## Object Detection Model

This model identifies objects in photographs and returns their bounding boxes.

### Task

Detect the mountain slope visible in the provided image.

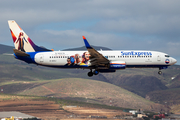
[102,74,168,97]
[146,87,180,105]
[168,73,180,88]
[7,78,163,111]
[0,44,14,54]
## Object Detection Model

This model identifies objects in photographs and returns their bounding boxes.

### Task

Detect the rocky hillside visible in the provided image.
[0,44,14,54]
[168,73,180,88]
[102,75,168,97]
[146,88,180,106]
[0,78,164,111]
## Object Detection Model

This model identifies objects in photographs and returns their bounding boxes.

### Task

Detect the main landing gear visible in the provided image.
[88,69,99,77]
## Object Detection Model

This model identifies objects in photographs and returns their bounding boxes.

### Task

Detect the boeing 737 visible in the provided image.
[8,20,177,77]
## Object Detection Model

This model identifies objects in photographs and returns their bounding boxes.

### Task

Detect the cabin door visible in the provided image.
[39,54,44,63]
[157,54,161,61]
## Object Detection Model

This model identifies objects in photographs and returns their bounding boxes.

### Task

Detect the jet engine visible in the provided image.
[109,61,126,69]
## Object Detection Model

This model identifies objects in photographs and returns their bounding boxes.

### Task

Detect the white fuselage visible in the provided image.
[34,50,176,68]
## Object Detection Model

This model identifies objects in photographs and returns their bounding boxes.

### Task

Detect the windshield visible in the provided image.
[165,55,170,57]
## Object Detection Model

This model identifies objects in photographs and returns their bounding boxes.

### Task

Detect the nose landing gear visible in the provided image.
[158,68,162,75]
[158,71,162,75]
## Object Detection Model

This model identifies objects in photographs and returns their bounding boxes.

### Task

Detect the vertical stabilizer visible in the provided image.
[8,20,51,52]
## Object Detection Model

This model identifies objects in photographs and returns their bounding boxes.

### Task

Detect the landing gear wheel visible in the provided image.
[88,72,93,77]
[158,71,162,75]
[93,70,99,75]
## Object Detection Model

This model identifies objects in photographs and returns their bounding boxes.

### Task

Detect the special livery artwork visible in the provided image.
[16,32,27,52]
[65,51,90,66]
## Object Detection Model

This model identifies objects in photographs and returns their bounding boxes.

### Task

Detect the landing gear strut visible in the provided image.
[158,71,162,75]
[158,68,162,75]
[88,71,93,77]
[87,69,99,77]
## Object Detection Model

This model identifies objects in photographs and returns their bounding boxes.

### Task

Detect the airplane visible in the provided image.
[8,20,177,77]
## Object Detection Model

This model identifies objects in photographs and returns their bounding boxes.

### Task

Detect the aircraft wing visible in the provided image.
[83,36,109,66]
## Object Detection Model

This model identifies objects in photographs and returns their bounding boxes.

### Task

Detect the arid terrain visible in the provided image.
[0,98,129,119]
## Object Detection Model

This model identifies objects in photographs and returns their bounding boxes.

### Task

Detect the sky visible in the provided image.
[0,0,180,64]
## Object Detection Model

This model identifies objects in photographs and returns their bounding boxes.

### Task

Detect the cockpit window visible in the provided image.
[165,55,170,57]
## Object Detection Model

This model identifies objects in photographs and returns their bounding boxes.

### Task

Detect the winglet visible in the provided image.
[82,36,92,49]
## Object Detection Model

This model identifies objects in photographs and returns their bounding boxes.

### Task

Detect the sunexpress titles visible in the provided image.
[121,51,152,56]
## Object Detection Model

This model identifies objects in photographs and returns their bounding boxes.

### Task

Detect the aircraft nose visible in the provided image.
[171,58,177,65]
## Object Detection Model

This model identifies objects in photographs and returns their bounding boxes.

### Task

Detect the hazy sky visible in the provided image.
[1,0,180,64]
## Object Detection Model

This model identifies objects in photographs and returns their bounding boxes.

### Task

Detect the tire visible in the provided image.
[88,72,93,77]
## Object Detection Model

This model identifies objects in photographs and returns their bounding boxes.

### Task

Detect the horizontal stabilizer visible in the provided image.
[13,49,29,56]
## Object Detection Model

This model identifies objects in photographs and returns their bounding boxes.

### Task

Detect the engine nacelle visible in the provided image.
[99,69,116,73]
[109,61,126,69]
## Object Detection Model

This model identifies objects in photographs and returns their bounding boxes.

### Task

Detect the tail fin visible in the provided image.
[8,20,51,52]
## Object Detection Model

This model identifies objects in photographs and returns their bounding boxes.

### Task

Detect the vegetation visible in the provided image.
[0,78,157,110]
[0,93,43,101]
